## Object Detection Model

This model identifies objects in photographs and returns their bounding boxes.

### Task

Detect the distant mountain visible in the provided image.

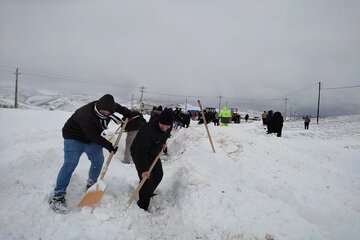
[0,88,117,111]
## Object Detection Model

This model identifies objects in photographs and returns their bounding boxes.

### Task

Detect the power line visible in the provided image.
[322,84,360,90]
[146,89,287,103]
[0,69,14,74]
[145,90,215,100]
[0,64,16,70]
[0,69,136,90]
[23,71,135,88]
[283,83,318,96]
[145,91,187,98]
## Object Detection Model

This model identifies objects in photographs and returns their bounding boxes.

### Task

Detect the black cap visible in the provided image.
[96,94,115,112]
[159,109,173,125]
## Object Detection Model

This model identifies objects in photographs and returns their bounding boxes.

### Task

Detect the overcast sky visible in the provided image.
[0,0,359,115]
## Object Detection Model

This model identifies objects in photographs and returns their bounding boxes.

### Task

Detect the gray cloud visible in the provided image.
[1,0,359,115]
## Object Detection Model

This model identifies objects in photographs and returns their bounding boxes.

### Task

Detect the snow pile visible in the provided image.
[0,108,359,240]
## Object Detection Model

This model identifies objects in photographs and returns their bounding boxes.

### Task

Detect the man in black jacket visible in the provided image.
[130,109,173,211]
[272,111,284,137]
[49,94,132,212]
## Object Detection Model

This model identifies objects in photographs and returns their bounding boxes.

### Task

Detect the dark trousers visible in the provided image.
[304,122,309,129]
[262,118,267,125]
[133,159,163,210]
[267,124,272,134]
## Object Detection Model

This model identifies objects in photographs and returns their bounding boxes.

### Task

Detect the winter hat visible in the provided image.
[159,109,173,125]
[96,94,115,112]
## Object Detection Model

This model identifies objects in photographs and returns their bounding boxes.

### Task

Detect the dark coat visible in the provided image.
[149,109,162,125]
[124,111,147,132]
[62,101,131,151]
[271,112,284,131]
[304,116,311,123]
[130,120,169,173]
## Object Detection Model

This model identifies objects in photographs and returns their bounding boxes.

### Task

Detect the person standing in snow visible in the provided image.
[261,111,268,126]
[219,106,232,126]
[49,94,132,212]
[183,111,191,128]
[303,115,311,130]
[245,114,249,122]
[214,111,220,126]
[130,109,173,211]
[266,110,274,134]
[149,105,163,124]
[271,111,284,137]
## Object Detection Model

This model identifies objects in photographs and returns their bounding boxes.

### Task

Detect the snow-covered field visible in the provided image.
[0,108,359,240]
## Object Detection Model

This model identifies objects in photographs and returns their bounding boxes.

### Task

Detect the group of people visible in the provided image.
[49,94,314,213]
[49,94,175,212]
[262,110,284,137]
[261,111,312,136]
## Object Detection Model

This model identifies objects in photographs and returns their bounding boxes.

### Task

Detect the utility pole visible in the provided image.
[218,96,222,111]
[139,86,145,112]
[130,94,134,109]
[284,97,288,121]
[317,81,321,124]
[14,67,21,108]
[185,96,188,111]
[289,105,292,120]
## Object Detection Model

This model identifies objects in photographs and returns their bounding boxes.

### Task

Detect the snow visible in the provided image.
[0,108,359,240]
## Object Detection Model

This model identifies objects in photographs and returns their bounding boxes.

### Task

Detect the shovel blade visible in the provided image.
[78,190,105,207]
[78,182,107,208]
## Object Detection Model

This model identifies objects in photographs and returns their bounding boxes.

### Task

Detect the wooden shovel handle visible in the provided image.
[197,99,216,153]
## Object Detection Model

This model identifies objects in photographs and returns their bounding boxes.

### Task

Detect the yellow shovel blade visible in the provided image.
[78,184,106,208]
[78,190,104,207]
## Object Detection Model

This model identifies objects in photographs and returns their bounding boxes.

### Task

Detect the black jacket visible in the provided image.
[124,111,147,132]
[130,120,169,172]
[62,101,131,151]
[271,112,284,130]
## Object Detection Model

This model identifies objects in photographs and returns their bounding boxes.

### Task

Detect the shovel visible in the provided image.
[197,99,216,153]
[127,144,166,208]
[78,118,129,208]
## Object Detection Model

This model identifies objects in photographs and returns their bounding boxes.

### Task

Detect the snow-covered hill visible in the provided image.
[0,88,135,111]
[0,108,359,240]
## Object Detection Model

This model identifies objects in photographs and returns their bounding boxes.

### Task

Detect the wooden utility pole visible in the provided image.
[14,67,20,108]
[139,86,145,112]
[317,82,321,124]
[218,96,222,111]
[284,97,288,120]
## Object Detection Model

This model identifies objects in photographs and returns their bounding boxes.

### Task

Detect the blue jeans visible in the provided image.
[54,139,104,197]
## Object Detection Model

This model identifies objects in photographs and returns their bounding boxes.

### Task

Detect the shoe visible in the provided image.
[137,200,149,211]
[86,179,97,190]
[86,183,93,190]
[49,195,69,214]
